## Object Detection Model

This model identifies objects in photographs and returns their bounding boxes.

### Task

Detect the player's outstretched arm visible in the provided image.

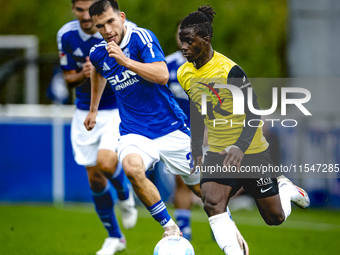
[84,67,107,131]
[106,41,169,85]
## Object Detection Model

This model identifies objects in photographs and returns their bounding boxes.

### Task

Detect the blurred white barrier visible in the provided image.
[0,35,39,104]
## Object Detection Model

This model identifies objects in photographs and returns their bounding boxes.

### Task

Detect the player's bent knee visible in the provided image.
[87,168,107,192]
[97,150,118,175]
[122,154,145,182]
[97,159,117,175]
[203,199,226,217]
[264,211,285,226]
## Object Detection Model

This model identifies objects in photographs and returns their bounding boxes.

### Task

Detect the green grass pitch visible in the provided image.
[1,204,339,254]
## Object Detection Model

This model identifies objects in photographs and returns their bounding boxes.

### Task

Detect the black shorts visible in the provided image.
[200,148,279,199]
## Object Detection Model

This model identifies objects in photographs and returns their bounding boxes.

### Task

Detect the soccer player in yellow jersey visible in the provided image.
[178,5,310,255]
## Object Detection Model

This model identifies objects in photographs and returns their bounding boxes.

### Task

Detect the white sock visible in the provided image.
[278,183,292,220]
[209,212,243,255]
[163,218,176,229]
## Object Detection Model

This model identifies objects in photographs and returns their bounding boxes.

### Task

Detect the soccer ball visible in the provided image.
[153,236,195,255]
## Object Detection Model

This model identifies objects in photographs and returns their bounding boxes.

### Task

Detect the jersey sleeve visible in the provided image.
[133,28,165,63]
[227,65,260,152]
[57,30,77,71]
[89,46,101,73]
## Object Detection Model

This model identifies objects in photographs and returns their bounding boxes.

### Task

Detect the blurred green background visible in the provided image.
[0,0,287,106]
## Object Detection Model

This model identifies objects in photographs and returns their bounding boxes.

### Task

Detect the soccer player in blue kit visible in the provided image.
[84,3,248,254]
[84,0,202,238]
[57,1,137,254]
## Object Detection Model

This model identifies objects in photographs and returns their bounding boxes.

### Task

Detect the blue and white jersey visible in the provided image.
[90,25,188,139]
[57,19,136,110]
[165,51,190,127]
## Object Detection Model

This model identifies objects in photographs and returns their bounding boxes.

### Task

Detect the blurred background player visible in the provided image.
[57,1,137,254]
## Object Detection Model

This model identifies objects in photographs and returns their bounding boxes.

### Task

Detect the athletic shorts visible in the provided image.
[71,108,120,167]
[117,129,200,186]
[200,148,279,198]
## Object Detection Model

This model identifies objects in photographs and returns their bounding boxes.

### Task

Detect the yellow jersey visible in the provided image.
[177,51,268,154]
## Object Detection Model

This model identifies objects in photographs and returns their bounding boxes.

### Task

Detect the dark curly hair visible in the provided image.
[180,5,216,38]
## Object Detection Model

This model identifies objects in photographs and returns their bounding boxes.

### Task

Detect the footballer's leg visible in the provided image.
[201,181,243,255]
[254,194,286,225]
[197,149,245,255]
[174,175,193,240]
[253,176,309,226]
[182,176,248,255]
[86,165,126,255]
[71,109,126,254]
[97,149,138,229]
[121,146,181,237]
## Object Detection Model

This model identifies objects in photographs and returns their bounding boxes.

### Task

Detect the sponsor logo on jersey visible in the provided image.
[107,69,139,90]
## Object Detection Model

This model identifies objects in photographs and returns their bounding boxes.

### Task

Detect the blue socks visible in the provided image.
[147,200,172,226]
[175,209,192,240]
[92,183,122,238]
[110,163,130,201]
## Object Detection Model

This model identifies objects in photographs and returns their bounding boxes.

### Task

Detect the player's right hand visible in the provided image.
[219,147,244,172]
[84,111,97,131]
[82,56,93,78]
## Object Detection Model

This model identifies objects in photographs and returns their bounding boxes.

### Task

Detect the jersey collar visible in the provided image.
[119,24,132,49]
[193,51,217,73]
[77,21,102,42]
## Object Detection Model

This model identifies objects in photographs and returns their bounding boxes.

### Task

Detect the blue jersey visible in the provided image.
[90,26,188,139]
[57,19,135,110]
[165,51,190,127]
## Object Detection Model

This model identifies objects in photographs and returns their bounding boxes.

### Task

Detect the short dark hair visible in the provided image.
[89,0,120,17]
[180,5,216,38]
[71,0,92,4]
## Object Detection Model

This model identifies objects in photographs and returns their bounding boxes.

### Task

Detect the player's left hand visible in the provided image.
[219,147,244,172]
[107,41,129,66]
